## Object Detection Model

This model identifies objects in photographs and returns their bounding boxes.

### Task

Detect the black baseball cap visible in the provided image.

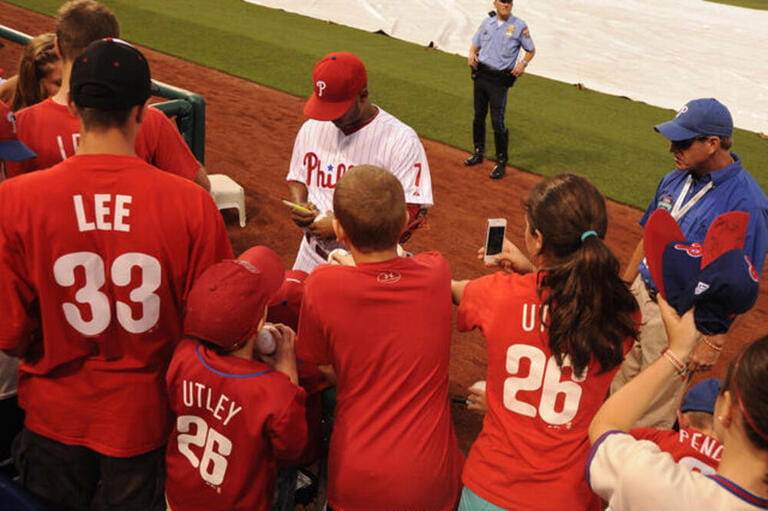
[71,38,158,110]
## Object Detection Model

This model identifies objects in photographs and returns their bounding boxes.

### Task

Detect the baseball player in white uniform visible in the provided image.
[286,52,433,273]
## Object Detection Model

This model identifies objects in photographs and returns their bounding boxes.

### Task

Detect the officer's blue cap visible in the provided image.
[654,98,733,141]
[681,378,722,414]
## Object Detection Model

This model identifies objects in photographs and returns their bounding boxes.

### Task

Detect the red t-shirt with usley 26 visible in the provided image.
[0,154,232,457]
[458,272,638,511]
[6,98,199,179]
[630,427,722,474]
[297,252,464,511]
[165,339,307,511]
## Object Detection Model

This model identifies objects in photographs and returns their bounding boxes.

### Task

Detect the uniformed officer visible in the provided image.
[465,0,535,179]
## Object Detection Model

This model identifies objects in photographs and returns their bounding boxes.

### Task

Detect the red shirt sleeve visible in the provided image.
[181,190,233,302]
[296,270,333,365]
[267,385,308,461]
[457,273,502,332]
[136,107,200,181]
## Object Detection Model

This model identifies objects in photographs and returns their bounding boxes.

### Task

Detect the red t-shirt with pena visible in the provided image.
[458,271,637,511]
[7,98,199,179]
[165,339,307,511]
[298,253,464,511]
[630,427,722,474]
[0,155,232,456]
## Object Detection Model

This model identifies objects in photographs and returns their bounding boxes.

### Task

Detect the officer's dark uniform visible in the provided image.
[466,11,535,178]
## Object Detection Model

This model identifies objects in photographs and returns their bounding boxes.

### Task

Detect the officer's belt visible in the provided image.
[477,62,514,79]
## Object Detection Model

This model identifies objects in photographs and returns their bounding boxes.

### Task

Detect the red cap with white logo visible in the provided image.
[303,52,367,122]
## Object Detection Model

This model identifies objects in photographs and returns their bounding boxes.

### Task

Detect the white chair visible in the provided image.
[209,174,246,228]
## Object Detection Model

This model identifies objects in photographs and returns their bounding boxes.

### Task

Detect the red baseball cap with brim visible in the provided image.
[0,101,35,162]
[304,52,367,121]
[184,246,285,351]
[267,269,308,331]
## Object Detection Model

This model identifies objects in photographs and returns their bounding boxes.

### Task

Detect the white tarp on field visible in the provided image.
[244,0,768,133]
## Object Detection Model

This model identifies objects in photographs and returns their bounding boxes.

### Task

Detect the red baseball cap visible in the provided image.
[183,246,285,351]
[0,101,35,162]
[303,52,367,121]
[267,269,308,331]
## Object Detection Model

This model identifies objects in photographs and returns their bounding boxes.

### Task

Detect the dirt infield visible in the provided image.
[2,2,766,451]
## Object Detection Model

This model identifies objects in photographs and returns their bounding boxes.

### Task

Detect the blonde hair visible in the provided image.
[11,33,59,111]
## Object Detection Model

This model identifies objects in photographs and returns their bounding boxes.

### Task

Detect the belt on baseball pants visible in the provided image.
[306,232,329,261]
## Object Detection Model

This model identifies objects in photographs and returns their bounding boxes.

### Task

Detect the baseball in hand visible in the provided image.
[256,326,277,355]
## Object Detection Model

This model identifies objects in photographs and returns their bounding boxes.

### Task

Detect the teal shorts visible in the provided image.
[458,486,507,511]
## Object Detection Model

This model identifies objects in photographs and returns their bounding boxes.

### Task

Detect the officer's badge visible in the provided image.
[657,194,674,212]
[505,26,515,38]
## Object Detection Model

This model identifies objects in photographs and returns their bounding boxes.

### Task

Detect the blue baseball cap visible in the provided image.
[654,98,733,141]
[644,210,759,335]
[681,378,722,414]
[693,250,759,335]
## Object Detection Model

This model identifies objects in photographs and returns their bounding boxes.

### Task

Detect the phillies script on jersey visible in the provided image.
[301,152,355,189]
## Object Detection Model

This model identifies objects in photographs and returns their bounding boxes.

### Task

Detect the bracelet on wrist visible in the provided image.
[662,348,687,376]
[702,338,723,352]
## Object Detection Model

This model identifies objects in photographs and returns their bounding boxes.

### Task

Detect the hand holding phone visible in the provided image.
[484,218,507,263]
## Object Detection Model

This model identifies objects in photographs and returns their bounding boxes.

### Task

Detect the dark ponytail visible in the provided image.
[526,174,639,377]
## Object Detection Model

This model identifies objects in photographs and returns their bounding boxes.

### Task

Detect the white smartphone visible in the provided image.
[484,218,507,263]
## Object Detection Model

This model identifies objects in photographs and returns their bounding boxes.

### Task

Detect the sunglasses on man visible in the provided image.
[671,135,713,151]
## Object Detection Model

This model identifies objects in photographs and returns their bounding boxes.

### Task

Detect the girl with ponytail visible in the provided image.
[453,173,639,511]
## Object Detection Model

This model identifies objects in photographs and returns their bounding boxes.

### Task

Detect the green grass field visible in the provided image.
[6,0,767,208]
[706,0,768,10]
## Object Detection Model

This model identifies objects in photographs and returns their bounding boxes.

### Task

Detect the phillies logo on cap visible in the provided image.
[673,242,703,258]
[316,80,327,97]
[746,255,759,282]
[675,105,688,118]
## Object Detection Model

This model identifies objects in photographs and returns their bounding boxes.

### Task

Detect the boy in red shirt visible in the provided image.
[630,378,723,474]
[297,164,464,511]
[165,246,307,511]
[0,39,231,510]
[6,0,209,189]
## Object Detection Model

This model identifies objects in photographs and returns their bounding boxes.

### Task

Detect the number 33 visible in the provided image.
[54,251,161,336]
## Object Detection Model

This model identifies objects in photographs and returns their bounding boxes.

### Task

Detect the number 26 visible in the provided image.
[503,345,586,425]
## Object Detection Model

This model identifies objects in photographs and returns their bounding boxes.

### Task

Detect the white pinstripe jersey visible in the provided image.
[286,107,433,214]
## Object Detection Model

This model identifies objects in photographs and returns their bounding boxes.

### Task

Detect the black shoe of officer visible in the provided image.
[490,160,506,179]
[464,152,484,166]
